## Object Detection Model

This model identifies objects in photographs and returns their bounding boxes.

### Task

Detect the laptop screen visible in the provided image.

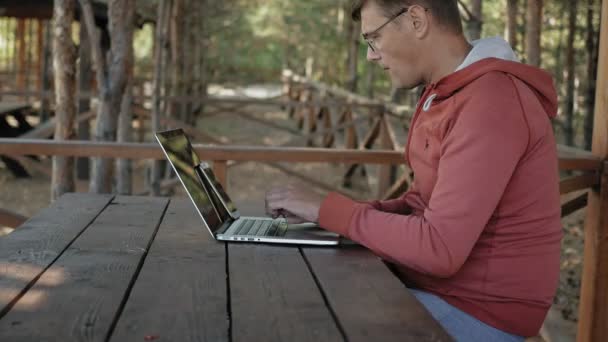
[199,164,238,214]
[155,129,225,234]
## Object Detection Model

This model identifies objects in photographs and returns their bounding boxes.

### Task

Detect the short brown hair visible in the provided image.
[351,0,463,34]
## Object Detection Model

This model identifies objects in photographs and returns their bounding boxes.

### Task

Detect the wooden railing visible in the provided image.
[0,138,601,208]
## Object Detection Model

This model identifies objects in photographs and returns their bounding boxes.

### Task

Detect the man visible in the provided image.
[265,1,561,341]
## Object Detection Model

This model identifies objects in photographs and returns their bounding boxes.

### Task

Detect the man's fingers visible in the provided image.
[283,212,306,224]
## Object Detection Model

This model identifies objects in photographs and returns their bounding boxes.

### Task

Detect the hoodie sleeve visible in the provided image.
[319,80,529,278]
[367,184,424,215]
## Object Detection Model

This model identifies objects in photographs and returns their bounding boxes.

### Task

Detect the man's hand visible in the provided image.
[265,184,325,223]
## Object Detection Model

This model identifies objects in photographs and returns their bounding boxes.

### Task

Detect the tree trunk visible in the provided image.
[169,0,185,120]
[160,0,173,119]
[506,0,519,50]
[198,0,208,109]
[184,0,196,124]
[80,0,135,193]
[16,19,25,93]
[116,76,133,194]
[116,2,135,195]
[36,20,44,96]
[585,0,600,150]
[467,0,483,41]
[345,9,360,92]
[77,22,92,180]
[150,0,170,196]
[564,0,578,146]
[40,20,52,123]
[51,0,77,201]
[525,0,543,66]
[26,19,34,101]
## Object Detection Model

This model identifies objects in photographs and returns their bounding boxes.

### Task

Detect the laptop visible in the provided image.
[155,129,340,246]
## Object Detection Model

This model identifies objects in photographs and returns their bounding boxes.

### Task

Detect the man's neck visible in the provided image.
[424,34,472,85]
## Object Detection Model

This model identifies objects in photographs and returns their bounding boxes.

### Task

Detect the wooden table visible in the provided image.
[0,193,451,341]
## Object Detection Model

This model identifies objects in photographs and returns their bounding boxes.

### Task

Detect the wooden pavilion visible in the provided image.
[0,1,605,341]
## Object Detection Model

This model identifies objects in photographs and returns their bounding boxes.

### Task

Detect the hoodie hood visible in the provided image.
[427,37,557,119]
[456,36,519,71]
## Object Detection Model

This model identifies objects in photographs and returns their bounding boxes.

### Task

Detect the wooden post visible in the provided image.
[212,160,228,190]
[26,19,34,103]
[577,1,608,341]
[306,92,318,146]
[377,112,396,198]
[343,108,358,150]
[51,0,77,201]
[320,106,334,148]
[36,20,44,95]
[40,21,52,123]
[16,19,26,96]
[11,18,17,75]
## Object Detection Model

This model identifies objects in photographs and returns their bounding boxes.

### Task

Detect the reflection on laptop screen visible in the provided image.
[155,130,224,233]
[200,166,238,213]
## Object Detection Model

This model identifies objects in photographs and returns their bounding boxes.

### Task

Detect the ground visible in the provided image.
[0,85,581,341]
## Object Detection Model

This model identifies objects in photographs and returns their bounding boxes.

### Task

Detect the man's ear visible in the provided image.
[409,5,430,38]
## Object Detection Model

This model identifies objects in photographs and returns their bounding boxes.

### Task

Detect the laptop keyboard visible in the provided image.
[226,218,288,237]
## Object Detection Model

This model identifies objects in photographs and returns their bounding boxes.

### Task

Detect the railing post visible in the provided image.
[577,2,608,340]
[377,109,395,198]
[212,160,228,190]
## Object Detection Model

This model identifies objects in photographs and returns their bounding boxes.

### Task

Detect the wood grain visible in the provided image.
[229,244,343,342]
[0,196,168,341]
[0,193,113,315]
[302,247,452,341]
[110,199,228,341]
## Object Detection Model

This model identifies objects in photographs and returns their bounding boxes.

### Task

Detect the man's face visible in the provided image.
[360,2,425,89]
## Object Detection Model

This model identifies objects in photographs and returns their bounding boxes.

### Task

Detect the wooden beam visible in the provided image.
[266,162,359,198]
[18,111,94,139]
[344,117,382,181]
[381,172,411,201]
[377,114,398,197]
[578,1,608,340]
[559,173,600,194]
[0,139,406,164]
[559,157,603,171]
[561,193,589,218]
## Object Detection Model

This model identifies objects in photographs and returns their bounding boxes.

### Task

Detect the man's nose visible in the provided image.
[367,47,381,61]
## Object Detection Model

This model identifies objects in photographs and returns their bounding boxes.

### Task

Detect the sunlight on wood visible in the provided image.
[0,262,66,286]
[0,226,14,236]
[0,289,48,311]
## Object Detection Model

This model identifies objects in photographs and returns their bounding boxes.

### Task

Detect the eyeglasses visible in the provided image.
[362,7,409,53]
[362,6,428,53]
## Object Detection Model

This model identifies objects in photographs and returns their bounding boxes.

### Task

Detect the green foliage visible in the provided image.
[0,0,601,148]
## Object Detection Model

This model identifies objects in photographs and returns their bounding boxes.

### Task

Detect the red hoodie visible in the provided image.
[318,58,562,337]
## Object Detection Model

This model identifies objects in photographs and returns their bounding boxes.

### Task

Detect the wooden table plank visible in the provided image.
[0,196,168,341]
[302,247,452,342]
[0,193,113,315]
[229,244,343,342]
[110,199,229,342]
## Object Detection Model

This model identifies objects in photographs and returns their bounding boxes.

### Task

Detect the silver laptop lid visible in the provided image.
[155,129,226,235]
